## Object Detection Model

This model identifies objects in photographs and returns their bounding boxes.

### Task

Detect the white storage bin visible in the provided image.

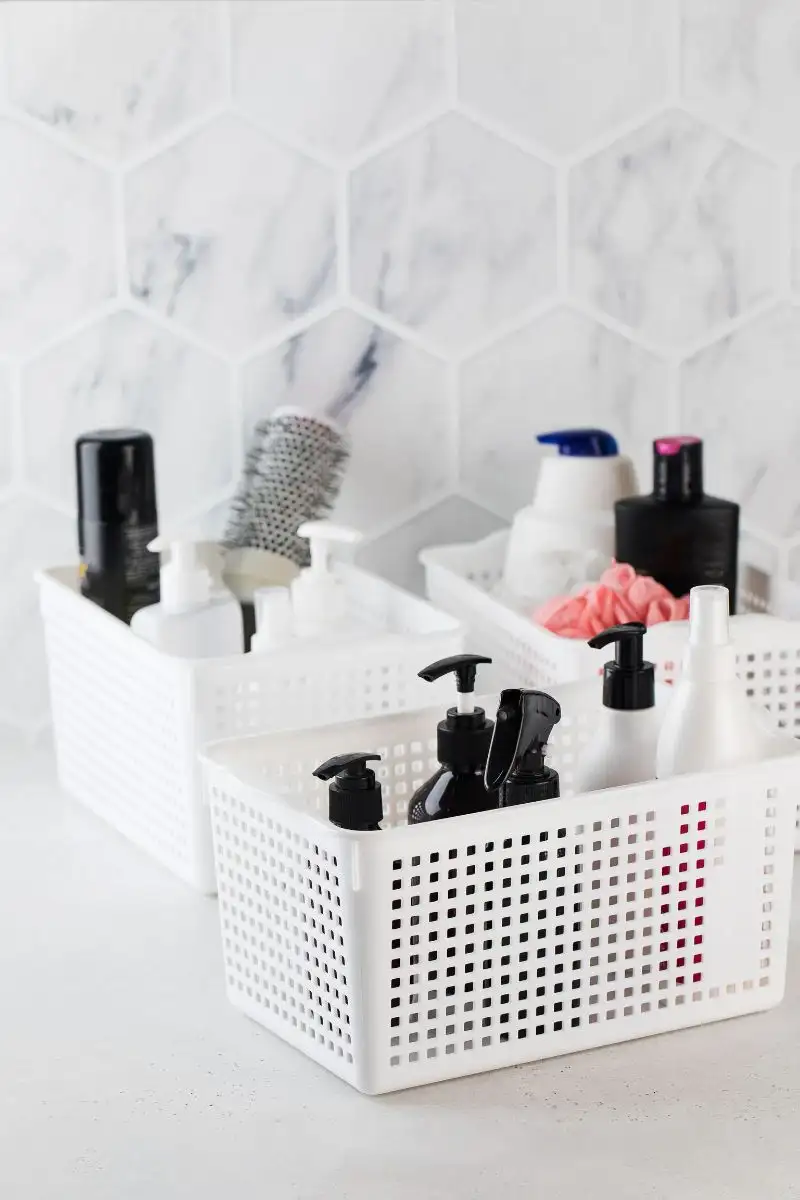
[202,682,797,1095]
[422,532,800,850]
[37,565,462,893]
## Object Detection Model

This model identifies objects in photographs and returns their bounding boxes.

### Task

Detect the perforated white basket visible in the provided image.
[38,565,462,893]
[422,532,800,848]
[203,682,797,1094]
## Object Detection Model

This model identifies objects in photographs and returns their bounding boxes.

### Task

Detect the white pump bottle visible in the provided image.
[655,585,769,778]
[131,536,244,658]
[291,520,363,640]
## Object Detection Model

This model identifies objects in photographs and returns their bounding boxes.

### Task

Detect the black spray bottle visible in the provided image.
[313,753,383,831]
[484,689,562,807]
[407,654,497,823]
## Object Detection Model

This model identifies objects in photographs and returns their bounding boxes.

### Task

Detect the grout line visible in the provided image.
[336,166,351,299]
[453,100,558,165]
[777,163,795,299]
[122,103,229,171]
[7,361,25,489]
[555,165,570,301]
[124,296,238,361]
[219,0,234,104]
[454,297,559,363]
[667,0,683,108]
[16,298,124,366]
[566,297,669,358]
[443,0,459,108]
[346,297,451,361]
[666,358,683,432]
[358,485,458,545]
[445,360,460,492]
[457,482,511,524]
[236,295,341,365]
[230,102,342,171]
[112,169,130,300]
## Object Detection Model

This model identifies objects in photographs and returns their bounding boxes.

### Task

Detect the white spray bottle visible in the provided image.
[131,536,244,658]
[656,585,770,778]
[291,520,363,640]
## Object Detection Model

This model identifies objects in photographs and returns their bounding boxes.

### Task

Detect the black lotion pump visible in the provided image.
[313,753,383,831]
[484,689,562,808]
[407,653,497,823]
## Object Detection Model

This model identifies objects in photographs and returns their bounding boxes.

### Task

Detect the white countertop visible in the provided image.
[2,738,800,1200]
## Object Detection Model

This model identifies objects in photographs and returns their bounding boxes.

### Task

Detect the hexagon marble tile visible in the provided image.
[5,0,224,162]
[350,113,556,353]
[21,310,235,525]
[125,114,337,356]
[682,305,800,540]
[570,111,781,349]
[0,117,114,356]
[683,0,800,158]
[242,307,451,534]
[231,0,447,161]
[0,498,75,730]
[459,308,669,519]
[0,368,13,493]
[456,0,670,154]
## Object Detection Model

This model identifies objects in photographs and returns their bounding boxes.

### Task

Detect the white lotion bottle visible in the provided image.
[503,428,637,607]
[574,621,660,792]
[291,520,363,640]
[131,537,244,658]
[656,585,768,778]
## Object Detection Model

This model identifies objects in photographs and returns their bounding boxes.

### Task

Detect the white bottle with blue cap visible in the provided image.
[502,428,638,609]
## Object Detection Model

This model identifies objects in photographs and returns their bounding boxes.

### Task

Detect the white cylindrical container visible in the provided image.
[251,586,294,652]
[503,428,637,607]
[656,586,770,778]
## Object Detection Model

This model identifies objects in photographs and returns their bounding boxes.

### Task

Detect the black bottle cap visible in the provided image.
[589,622,655,711]
[76,429,158,526]
[653,436,703,502]
[485,689,561,806]
[418,654,494,770]
[313,753,383,830]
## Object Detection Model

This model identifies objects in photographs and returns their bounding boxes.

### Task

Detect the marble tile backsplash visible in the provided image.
[1,0,800,731]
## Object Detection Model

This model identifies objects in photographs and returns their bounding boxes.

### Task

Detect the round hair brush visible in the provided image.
[224,407,350,567]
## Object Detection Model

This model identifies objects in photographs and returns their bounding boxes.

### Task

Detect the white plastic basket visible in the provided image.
[422,532,800,848]
[202,682,798,1094]
[38,565,462,893]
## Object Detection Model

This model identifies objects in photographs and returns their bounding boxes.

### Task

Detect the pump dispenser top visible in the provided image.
[407,654,498,823]
[313,752,383,831]
[573,622,659,793]
[291,520,363,639]
[148,535,211,612]
[130,534,244,657]
[485,689,561,808]
[590,622,655,711]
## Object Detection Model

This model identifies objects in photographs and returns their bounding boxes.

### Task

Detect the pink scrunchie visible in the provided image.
[532,561,689,639]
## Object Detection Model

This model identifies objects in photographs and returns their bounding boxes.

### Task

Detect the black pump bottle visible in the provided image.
[407,654,497,823]
[313,753,384,831]
[484,689,562,808]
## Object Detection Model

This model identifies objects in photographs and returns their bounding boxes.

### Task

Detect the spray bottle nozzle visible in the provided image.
[537,428,619,457]
[484,689,561,806]
[588,622,655,711]
[313,753,383,831]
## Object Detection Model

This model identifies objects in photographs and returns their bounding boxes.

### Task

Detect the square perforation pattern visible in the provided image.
[213,791,354,1065]
[385,795,778,1076]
